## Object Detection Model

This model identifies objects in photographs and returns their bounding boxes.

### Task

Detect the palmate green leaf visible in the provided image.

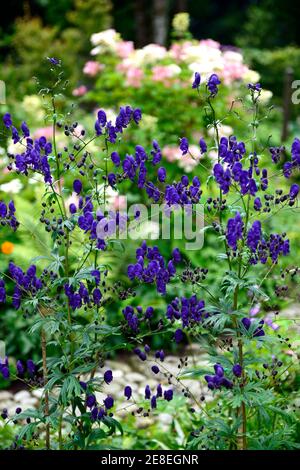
[11,408,43,422]
[229,382,275,409]
[16,422,39,442]
[102,416,123,436]
[248,427,300,450]
[87,428,107,444]
[45,371,65,391]
[60,375,82,405]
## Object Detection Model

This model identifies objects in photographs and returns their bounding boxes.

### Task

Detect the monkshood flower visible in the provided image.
[0,279,6,304]
[283,138,300,178]
[47,57,60,66]
[207,74,221,97]
[127,241,181,294]
[4,116,53,184]
[0,200,19,231]
[157,167,166,182]
[241,317,265,337]
[164,176,201,206]
[77,196,107,250]
[124,386,132,400]
[247,83,262,92]
[104,396,114,410]
[3,113,12,128]
[166,294,206,330]
[179,137,189,155]
[254,197,262,211]
[232,364,242,377]
[73,179,82,194]
[290,184,299,200]
[0,357,9,379]
[5,263,43,310]
[269,146,284,164]
[226,212,244,251]
[213,163,231,194]
[64,281,102,311]
[95,105,142,142]
[247,221,262,253]
[0,357,37,380]
[151,140,162,165]
[218,136,246,166]
[123,305,154,332]
[192,72,201,89]
[204,364,233,390]
[104,370,113,384]
[199,137,207,154]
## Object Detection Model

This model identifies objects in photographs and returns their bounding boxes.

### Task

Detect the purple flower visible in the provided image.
[133,108,142,124]
[108,173,117,186]
[104,370,113,384]
[226,212,244,251]
[290,184,299,199]
[207,74,221,97]
[151,365,160,375]
[86,394,96,408]
[254,197,262,211]
[157,384,162,397]
[157,167,166,182]
[104,395,114,410]
[16,360,25,377]
[179,137,189,155]
[80,381,87,390]
[248,83,261,92]
[172,248,181,263]
[145,385,151,399]
[97,110,107,126]
[242,317,265,337]
[192,72,201,89]
[232,364,242,377]
[48,57,60,66]
[73,179,82,194]
[124,386,132,400]
[247,220,262,252]
[214,363,224,377]
[26,359,36,377]
[199,138,207,154]
[174,328,184,343]
[21,122,30,138]
[91,407,98,421]
[69,203,77,214]
[151,140,162,165]
[111,151,120,166]
[151,396,157,409]
[164,389,173,401]
[93,288,102,305]
[3,113,12,128]
[0,279,6,304]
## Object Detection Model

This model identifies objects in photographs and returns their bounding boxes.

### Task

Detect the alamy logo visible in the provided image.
[94,200,205,251]
[0,80,6,104]
[291,80,300,104]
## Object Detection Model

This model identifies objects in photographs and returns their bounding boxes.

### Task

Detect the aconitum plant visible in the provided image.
[0,60,299,451]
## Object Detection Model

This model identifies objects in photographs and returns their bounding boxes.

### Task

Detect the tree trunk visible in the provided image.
[134,0,148,47]
[153,0,168,45]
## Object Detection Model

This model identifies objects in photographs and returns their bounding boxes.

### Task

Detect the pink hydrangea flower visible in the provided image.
[115,41,134,59]
[83,61,104,77]
[125,67,144,88]
[72,85,88,97]
[33,126,53,140]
